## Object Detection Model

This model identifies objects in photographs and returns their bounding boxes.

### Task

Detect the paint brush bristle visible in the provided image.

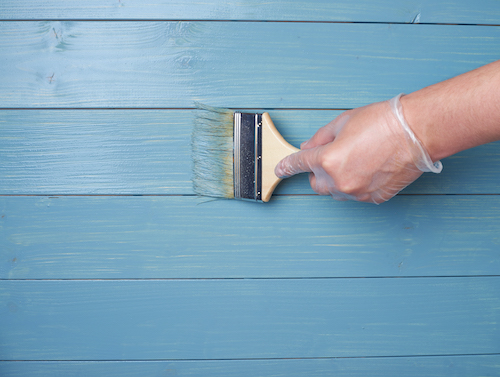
[192,103,235,199]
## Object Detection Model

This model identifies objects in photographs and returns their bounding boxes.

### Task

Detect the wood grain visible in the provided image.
[1,278,499,360]
[1,0,499,24]
[1,109,499,195]
[2,195,500,279]
[1,356,500,377]
[0,22,498,109]
[1,1,499,373]
[0,110,193,195]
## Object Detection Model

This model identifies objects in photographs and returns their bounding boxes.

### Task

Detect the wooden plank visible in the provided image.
[2,195,500,279]
[0,22,498,109]
[1,278,499,360]
[1,0,499,24]
[0,110,194,195]
[1,109,499,195]
[1,356,500,377]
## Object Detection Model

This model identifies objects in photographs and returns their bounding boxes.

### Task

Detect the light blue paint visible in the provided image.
[1,196,500,279]
[1,278,499,360]
[0,22,498,108]
[0,2,499,375]
[0,0,499,24]
[2,356,500,377]
[1,110,499,195]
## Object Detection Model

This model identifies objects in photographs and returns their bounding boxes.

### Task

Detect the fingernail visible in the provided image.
[300,139,310,149]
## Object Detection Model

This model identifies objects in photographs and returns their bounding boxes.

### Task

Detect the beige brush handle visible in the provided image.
[261,112,300,202]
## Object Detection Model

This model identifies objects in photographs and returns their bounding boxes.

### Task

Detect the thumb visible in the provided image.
[275,146,324,178]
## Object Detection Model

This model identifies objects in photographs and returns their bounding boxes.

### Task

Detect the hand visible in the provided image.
[274,95,441,204]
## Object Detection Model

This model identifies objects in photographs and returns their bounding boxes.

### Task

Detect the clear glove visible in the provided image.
[274,94,442,204]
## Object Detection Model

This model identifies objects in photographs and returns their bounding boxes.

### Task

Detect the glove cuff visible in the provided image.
[390,93,443,173]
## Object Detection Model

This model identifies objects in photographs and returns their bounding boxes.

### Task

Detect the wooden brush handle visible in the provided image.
[261,112,300,202]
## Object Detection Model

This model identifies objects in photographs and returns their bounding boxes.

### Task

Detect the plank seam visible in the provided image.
[0,20,498,27]
[2,353,500,362]
[2,276,500,281]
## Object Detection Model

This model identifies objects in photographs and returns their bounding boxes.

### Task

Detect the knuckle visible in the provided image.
[318,152,336,174]
[335,178,359,196]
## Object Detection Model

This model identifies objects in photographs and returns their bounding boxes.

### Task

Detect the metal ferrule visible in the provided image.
[233,112,262,202]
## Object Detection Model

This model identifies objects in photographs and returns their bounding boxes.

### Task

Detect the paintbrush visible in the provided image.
[192,103,299,202]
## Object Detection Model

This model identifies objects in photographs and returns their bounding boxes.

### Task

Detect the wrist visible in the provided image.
[390,94,442,173]
[400,60,500,161]
[399,92,443,162]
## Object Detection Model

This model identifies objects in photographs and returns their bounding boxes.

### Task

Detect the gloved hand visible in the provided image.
[275,94,442,204]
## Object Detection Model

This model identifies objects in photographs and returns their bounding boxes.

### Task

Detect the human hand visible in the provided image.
[274,94,442,204]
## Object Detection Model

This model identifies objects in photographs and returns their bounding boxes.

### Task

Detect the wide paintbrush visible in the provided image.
[192,104,299,202]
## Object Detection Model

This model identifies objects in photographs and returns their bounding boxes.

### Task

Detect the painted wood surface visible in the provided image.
[2,110,500,195]
[3,356,500,377]
[0,110,500,195]
[2,196,500,279]
[1,1,499,375]
[1,278,499,360]
[0,22,498,109]
[1,0,500,24]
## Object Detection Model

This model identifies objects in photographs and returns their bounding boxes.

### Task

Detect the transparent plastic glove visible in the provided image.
[275,94,442,204]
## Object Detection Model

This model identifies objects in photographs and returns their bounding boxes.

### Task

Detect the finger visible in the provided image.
[301,112,351,150]
[309,171,332,196]
[308,172,317,191]
[310,171,351,200]
[275,146,324,178]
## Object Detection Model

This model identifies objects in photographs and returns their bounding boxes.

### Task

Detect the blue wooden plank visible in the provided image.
[1,196,500,279]
[1,109,499,195]
[1,278,499,360]
[1,356,499,377]
[0,22,498,109]
[0,0,499,24]
[0,110,194,195]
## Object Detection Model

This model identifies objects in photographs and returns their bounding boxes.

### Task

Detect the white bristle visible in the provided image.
[192,103,235,199]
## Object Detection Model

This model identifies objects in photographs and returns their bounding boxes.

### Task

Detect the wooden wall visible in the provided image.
[1,1,499,375]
